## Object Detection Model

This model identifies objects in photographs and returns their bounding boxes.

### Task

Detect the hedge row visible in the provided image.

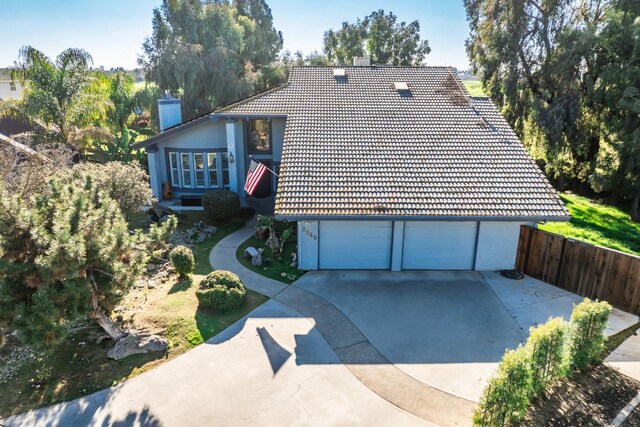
[474,299,612,426]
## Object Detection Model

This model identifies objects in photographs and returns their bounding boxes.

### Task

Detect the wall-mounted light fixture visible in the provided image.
[228,153,235,164]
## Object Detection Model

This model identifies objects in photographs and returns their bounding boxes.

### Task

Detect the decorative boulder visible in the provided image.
[107,334,169,360]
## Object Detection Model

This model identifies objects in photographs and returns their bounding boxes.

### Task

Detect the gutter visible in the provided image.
[274,214,571,222]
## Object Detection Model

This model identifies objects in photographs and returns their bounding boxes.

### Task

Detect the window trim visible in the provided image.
[193,152,206,189]
[180,152,193,188]
[207,152,219,189]
[165,148,230,192]
[221,152,230,189]
[168,151,180,187]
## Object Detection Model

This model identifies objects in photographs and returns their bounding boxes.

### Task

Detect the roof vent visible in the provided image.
[394,82,409,91]
[333,68,346,77]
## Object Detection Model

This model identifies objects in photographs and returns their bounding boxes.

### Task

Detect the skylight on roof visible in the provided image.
[333,68,346,77]
[394,82,409,91]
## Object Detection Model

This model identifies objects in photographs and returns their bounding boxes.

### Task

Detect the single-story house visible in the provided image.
[134,61,569,272]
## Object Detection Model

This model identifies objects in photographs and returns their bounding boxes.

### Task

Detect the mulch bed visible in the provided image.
[522,364,640,426]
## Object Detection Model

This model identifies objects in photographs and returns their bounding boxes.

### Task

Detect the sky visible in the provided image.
[0,0,471,70]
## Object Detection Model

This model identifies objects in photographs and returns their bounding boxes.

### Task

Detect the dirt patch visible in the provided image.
[523,364,640,426]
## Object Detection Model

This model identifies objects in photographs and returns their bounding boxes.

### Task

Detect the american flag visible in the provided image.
[244,158,268,196]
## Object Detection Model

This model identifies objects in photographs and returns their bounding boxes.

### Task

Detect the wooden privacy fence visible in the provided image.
[516,226,640,315]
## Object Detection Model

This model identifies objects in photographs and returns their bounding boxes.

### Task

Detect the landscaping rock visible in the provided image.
[195,221,217,236]
[151,202,176,222]
[252,251,263,267]
[255,226,269,240]
[146,263,157,272]
[107,334,169,360]
[244,246,259,259]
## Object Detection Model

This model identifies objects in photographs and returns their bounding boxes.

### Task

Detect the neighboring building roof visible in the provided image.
[222,66,569,220]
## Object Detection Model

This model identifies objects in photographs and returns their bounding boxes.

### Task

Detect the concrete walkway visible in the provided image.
[210,223,286,298]
[606,327,640,381]
[480,271,637,338]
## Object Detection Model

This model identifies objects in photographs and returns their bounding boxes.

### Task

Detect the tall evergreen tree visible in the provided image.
[591,0,640,219]
[323,10,430,66]
[140,0,282,120]
[0,176,175,345]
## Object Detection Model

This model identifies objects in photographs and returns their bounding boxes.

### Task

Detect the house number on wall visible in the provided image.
[301,225,318,240]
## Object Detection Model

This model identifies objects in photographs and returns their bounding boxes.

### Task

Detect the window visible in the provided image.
[222,153,230,188]
[247,119,271,153]
[169,152,180,187]
[194,153,205,188]
[181,153,192,188]
[169,150,230,191]
[207,153,218,188]
[9,82,16,91]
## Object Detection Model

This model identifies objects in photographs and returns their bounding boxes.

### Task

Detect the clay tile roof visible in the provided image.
[220,66,569,220]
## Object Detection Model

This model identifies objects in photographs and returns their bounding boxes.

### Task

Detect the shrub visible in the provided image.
[196,271,246,312]
[202,189,240,223]
[60,162,154,220]
[568,299,613,370]
[526,317,568,397]
[170,246,195,277]
[474,346,531,426]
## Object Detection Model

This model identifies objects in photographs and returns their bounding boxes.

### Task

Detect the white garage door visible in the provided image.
[402,221,477,270]
[319,221,392,269]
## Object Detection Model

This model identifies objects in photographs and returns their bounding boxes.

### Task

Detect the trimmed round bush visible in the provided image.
[169,245,195,277]
[202,190,240,223]
[196,270,246,312]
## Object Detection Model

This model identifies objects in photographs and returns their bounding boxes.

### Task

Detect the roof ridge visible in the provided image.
[216,83,289,113]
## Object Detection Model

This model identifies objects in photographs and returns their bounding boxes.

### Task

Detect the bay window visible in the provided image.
[168,150,230,190]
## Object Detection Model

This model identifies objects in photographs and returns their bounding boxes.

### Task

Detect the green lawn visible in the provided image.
[0,214,268,418]
[236,222,303,284]
[540,193,640,256]
[462,80,487,97]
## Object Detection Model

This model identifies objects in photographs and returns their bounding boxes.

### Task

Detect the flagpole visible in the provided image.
[249,155,279,177]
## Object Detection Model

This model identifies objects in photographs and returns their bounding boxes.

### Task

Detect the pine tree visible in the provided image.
[0,175,175,346]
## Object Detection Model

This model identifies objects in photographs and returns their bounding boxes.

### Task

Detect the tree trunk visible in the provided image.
[632,194,640,223]
[89,271,127,342]
[91,308,127,342]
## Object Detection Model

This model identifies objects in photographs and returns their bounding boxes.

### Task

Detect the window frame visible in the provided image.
[168,151,181,187]
[180,152,193,188]
[221,152,230,189]
[207,152,219,189]
[246,118,272,155]
[166,149,231,192]
[193,152,206,189]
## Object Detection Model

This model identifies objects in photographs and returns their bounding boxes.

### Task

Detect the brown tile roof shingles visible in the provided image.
[219,66,569,220]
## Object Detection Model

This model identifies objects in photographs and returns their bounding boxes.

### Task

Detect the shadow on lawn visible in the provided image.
[168,278,193,294]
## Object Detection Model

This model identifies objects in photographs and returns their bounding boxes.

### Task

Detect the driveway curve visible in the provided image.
[212,222,475,426]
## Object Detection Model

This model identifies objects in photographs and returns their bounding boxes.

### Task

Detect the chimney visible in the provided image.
[353,57,370,67]
[157,91,182,131]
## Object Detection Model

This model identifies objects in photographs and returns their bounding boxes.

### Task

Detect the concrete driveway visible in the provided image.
[294,270,639,403]
[3,300,428,427]
[6,220,638,427]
